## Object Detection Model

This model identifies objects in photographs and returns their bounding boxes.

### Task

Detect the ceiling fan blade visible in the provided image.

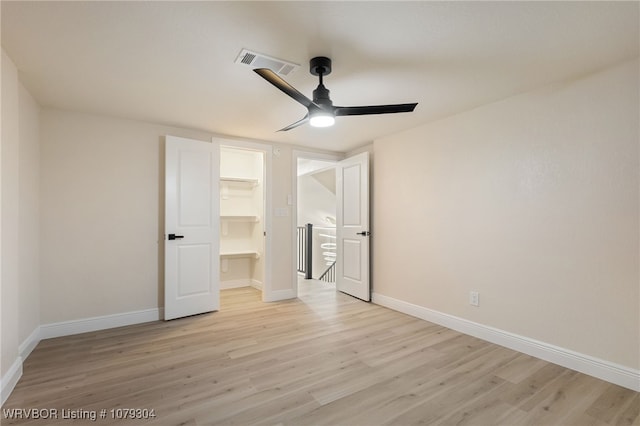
[254,68,318,109]
[278,114,309,132]
[334,103,418,116]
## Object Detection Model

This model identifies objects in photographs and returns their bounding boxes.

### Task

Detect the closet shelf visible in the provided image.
[220,177,258,186]
[220,251,261,259]
[221,215,260,222]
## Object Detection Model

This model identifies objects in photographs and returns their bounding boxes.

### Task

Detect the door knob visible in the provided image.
[168,234,184,240]
[356,231,371,236]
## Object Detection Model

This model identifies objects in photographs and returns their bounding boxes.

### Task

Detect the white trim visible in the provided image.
[1,357,23,406]
[220,279,252,290]
[372,293,640,392]
[220,279,263,291]
[40,308,163,339]
[2,328,43,405]
[19,326,41,360]
[264,288,296,302]
[251,279,263,290]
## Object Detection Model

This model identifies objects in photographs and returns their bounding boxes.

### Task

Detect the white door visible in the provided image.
[336,152,370,301]
[165,136,220,320]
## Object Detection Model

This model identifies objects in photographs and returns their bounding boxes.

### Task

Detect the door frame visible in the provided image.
[215,137,273,302]
[291,150,344,298]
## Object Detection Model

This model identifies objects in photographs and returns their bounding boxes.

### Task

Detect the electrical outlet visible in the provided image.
[469,291,480,307]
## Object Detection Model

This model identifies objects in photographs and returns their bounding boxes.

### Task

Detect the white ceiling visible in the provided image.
[2,1,638,152]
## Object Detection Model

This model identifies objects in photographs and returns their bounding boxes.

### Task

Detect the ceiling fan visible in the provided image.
[254,56,418,131]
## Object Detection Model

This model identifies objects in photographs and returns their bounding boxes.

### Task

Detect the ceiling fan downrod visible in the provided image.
[310,57,333,109]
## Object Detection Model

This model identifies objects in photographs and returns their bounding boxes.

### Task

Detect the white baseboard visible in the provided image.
[1,327,42,405]
[19,326,41,360]
[220,279,252,290]
[220,279,263,291]
[40,308,163,339]
[264,288,295,302]
[372,293,640,392]
[1,357,23,406]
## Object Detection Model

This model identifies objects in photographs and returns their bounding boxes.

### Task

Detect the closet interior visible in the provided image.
[219,146,264,293]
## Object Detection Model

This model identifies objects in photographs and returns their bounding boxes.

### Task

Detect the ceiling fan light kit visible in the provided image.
[254,56,418,131]
[309,110,335,128]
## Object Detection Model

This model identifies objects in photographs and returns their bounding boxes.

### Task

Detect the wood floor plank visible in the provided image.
[2,280,638,425]
[587,385,640,425]
[497,362,570,409]
[494,353,548,384]
[516,370,610,426]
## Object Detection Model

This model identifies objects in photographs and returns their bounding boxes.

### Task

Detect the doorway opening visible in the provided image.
[296,157,338,294]
[219,146,266,301]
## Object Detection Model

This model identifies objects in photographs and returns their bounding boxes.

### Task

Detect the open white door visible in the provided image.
[336,152,370,301]
[165,136,220,320]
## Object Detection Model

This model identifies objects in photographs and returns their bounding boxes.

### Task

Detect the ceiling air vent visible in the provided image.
[235,49,300,77]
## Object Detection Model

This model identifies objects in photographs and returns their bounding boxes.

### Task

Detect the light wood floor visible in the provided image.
[3,280,639,425]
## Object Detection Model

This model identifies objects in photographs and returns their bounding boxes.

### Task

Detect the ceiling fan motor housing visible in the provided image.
[313,84,333,109]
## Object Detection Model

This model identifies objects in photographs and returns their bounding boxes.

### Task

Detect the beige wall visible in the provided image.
[18,78,41,345]
[1,49,20,380]
[1,49,41,388]
[39,109,298,323]
[373,59,639,369]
